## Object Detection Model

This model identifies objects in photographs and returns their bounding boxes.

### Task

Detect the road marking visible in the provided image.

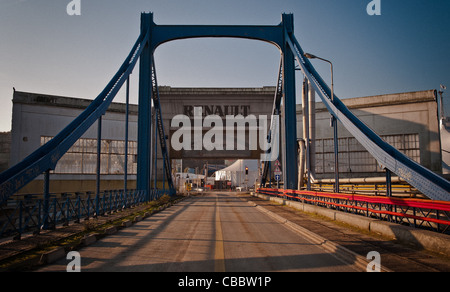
[214,196,226,272]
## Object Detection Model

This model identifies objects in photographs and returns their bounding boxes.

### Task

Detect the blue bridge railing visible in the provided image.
[0,188,175,240]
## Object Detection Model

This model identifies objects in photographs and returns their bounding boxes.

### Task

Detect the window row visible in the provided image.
[314,134,420,174]
[41,137,138,175]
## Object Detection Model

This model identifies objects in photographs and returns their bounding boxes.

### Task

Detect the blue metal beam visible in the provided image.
[137,13,153,198]
[150,24,284,51]
[282,14,298,190]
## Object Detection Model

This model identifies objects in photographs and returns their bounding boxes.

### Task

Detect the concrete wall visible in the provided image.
[10,91,139,193]
[159,86,275,160]
[0,132,11,172]
[11,91,139,166]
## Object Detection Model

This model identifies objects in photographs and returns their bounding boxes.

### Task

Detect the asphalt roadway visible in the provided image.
[36,192,363,272]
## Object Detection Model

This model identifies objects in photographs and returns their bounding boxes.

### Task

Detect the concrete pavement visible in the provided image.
[36,192,362,272]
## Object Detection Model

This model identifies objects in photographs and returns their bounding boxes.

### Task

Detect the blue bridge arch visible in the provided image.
[0,12,448,210]
[136,13,299,193]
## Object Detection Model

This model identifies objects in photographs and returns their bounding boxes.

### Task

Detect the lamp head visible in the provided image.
[304,53,317,59]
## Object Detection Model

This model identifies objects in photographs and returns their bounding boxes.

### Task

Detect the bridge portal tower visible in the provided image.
[136,13,299,193]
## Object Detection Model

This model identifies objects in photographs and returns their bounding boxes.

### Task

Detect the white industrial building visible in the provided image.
[214,159,259,189]
[4,87,449,194]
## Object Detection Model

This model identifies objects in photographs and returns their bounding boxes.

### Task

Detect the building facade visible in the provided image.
[6,88,446,193]
[297,89,443,179]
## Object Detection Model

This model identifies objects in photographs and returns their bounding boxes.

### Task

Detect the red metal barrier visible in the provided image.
[257,188,450,232]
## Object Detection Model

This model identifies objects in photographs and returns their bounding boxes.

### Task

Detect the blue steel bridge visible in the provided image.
[0,13,449,249]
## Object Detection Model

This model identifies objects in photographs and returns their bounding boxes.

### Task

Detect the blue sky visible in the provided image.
[0,0,449,132]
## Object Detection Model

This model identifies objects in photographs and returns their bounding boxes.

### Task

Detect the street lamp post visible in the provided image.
[304,53,340,193]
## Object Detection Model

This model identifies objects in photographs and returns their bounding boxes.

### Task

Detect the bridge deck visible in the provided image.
[31,192,450,272]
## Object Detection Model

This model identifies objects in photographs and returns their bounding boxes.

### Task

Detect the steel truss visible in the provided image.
[0,190,153,239]
[137,12,300,192]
